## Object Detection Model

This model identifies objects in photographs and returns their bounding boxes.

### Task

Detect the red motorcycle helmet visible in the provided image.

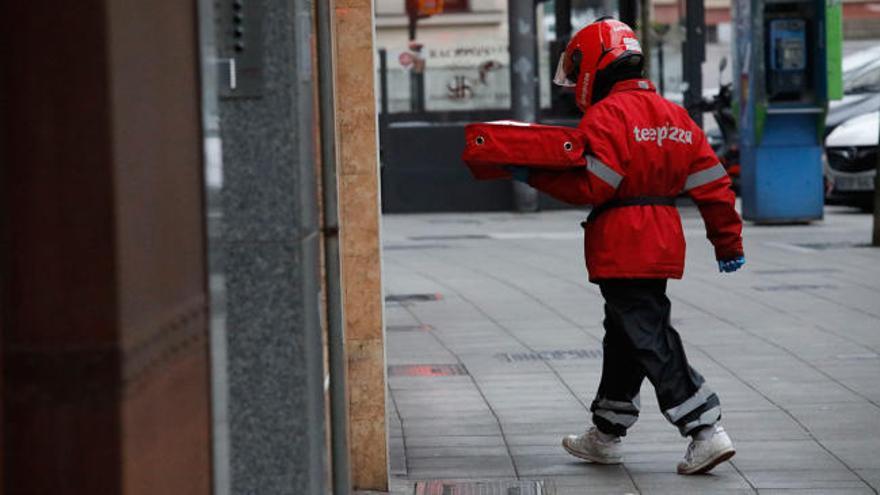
[554,17,645,111]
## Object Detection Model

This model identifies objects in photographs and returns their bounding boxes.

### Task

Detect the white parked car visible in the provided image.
[824,111,878,210]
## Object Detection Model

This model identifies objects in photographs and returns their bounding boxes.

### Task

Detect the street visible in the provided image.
[381,205,880,494]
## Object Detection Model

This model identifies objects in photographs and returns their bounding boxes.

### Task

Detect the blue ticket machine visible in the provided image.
[733,0,842,222]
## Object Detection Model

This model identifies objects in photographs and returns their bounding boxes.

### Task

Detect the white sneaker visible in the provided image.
[677,424,736,475]
[562,427,623,464]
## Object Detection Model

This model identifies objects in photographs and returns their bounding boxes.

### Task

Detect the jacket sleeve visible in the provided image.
[527,107,628,206]
[685,130,744,260]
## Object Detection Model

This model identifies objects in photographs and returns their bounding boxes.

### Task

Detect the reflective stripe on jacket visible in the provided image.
[528,79,744,281]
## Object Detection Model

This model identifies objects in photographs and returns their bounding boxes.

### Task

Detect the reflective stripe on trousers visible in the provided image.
[591,396,641,430]
[591,279,722,437]
[665,386,721,435]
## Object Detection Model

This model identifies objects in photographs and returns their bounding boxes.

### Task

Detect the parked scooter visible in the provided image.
[689,57,741,193]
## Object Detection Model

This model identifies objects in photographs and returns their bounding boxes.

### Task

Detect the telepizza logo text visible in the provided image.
[633,125,694,147]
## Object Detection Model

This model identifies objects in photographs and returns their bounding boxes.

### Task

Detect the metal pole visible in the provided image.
[682,0,705,127]
[657,39,665,96]
[407,13,425,113]
[407,12,417,40]
[315,1,352,494]
[555,0,572,41]
[873,111,880,246]
[194,0,231,491]
[379,49,389,116]
[551,0,572,114]
[508,0,539,212]
[619,0,638,29]
[640,0,651,74]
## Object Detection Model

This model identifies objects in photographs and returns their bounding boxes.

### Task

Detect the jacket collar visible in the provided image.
[609,78,656,95]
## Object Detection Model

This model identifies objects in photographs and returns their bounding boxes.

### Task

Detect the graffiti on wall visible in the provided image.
[445,60,504,100]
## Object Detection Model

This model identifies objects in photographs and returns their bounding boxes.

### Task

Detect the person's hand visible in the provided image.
[718,255,745,273]
[503,166,530,183]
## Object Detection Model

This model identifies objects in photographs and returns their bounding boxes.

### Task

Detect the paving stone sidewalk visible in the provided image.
[380,205,880,495]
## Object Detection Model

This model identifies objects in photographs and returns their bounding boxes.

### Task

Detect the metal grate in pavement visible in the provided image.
[384,244,451,251]
[408,234,491,241]
[753,284,838,292]
[426,219,484,225]
[793,241,870,250]
[753,268,841,275]
[413,480,553,495]
[494,349,603,363]
[385,293,443,303]
[387,364,468,377]
[386,324,434,332]
[836,353,879,360]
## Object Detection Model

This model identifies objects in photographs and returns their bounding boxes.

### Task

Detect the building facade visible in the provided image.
[1,1,387,494]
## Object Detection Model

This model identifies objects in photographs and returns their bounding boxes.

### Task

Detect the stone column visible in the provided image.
[213,0,330,493]
[1,1,211,493]
[333,0,389,490]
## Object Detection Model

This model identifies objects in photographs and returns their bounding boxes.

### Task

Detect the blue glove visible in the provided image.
[718,255,745,273]
[503,166,530,183]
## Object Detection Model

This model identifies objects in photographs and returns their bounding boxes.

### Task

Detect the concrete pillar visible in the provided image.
[1,1,211,493]
[212,0,330,493]
[332,0,389,490]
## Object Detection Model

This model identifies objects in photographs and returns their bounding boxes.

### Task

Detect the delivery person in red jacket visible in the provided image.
[506,17,745,475]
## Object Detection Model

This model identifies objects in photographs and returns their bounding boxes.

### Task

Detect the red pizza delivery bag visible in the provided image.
[462,120,588,180]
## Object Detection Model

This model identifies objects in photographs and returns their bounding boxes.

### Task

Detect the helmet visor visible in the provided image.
[553,52,577,87]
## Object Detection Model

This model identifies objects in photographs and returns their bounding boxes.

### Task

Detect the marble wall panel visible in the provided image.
[347,339,388,421]
[216,0,329,493]
[334,0,389,490]
[335,5,381,178]
[350,417,391,489]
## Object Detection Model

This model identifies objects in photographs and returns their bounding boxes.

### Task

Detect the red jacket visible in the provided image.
[528,79,743,281]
